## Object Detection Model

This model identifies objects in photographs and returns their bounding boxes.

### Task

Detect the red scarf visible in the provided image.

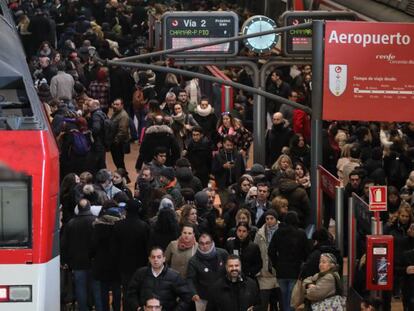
[177,235,196,251]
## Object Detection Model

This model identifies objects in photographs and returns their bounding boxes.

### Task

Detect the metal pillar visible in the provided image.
[335,186,345,255]
[310,20,325,225]
[348,196,356,288]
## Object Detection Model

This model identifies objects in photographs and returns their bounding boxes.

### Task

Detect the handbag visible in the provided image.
[290,279,305,309]
[311,295,346,311]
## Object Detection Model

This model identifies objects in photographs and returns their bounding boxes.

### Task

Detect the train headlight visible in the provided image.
[9,285,32,302]
[0,285,32,302]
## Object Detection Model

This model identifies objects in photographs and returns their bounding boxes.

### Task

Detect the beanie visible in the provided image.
[160,167,176,181]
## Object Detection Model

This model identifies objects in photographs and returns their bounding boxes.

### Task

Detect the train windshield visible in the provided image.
[0,179,31,248]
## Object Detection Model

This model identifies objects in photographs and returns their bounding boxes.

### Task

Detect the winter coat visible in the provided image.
[303,271,340,303]
[89,109,106,152]
[225,238,262,278]
[254,224,278,290]
[127,265,192,311]
[273,179,310,228]
[136,125,181,169]
[265,122,294,167]
[186,137,212,186]
[268,223,309,279]
[301,242,343,279]
[186,248,228,299]
[193,112,218,140]
[113,214,150,277]
[176,167,203,193]
[61,209,96,270]
[90,214,121,281]
[111,108,130,144]
[50,71,75,100]
[165,240,198,278]
[205,275,261,311]
[212,149,245,190]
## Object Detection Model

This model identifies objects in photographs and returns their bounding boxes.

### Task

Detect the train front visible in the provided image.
[0,16,60,311]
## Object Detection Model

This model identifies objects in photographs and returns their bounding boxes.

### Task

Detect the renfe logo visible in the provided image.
[328,30,411,47]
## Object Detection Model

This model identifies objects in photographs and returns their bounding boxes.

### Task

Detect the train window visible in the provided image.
[0,180,31,248]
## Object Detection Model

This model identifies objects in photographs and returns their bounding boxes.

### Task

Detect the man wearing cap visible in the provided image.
[159,167,182,206]
[114,199,149,310]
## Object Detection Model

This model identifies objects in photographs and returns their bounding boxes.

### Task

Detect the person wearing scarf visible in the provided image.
[187,233,228,311]
[171,103,199,152]
[193,98,218,141]
[165,224,198,278]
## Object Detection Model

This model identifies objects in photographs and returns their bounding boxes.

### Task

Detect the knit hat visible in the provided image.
[263,209,278,220]
[159,197,174,211]
[194,191,209,207]
[160,167,176,181]
[320,253,338,265]
[250,163,265,176]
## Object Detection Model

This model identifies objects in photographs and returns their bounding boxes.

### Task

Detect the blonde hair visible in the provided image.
[235,208,252,227]
[271,154,293,170]
[272,195,288,211]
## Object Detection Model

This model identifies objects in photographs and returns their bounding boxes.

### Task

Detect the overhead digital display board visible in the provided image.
[282,11,356,56]
[163,11,239,57]
[323,21,414,122]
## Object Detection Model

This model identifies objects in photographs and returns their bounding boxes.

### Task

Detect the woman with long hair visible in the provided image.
[215,111,237,149]
[60,172,80,225]
[171,103,199,152]
[270,154,293,187]
[149,207,180,250]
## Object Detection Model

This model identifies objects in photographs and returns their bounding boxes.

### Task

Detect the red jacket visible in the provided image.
[293,109,311,143]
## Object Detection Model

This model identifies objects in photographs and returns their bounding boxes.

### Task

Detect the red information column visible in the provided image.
[323,21,414,122]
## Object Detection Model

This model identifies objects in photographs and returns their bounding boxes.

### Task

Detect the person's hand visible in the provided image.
[407,224,414,237]
[247,307,254,311]
[308,284,316,289]
[239,149,246,158]
[192,295,201,302]
[406,266,414,274]
[223,162,234,169]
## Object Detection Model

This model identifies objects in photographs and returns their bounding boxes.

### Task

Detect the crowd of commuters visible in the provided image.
[6,0,414,310]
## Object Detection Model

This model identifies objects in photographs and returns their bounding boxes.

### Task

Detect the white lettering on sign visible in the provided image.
[328,30,411,47]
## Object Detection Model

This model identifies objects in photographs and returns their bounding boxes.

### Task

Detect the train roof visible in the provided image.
[0,5,47,130]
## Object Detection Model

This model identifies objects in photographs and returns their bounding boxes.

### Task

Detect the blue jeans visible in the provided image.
[73,270,103,311]
[101,280,122,311]
[278,278,297,311]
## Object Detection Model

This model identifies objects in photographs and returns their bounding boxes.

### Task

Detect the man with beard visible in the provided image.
[206,255,261,311]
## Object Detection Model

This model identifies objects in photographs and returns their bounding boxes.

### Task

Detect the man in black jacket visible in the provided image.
[127,247,192,311]
[113,200,149,311]
[212,136,245,190]
[206,255,261,311]
[187,233,228,310]
[265,112,293,168]
[61,199,102,311]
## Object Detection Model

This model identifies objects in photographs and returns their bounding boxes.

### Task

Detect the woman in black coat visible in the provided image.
[225,222,262,279]
[60,173,80,225]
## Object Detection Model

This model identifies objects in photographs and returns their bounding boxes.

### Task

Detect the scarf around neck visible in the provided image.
[177,235,196,251]
[196,242,217,259]
[196,104,213,117]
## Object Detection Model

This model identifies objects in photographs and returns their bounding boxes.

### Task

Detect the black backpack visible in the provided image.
[97,111,117,151]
